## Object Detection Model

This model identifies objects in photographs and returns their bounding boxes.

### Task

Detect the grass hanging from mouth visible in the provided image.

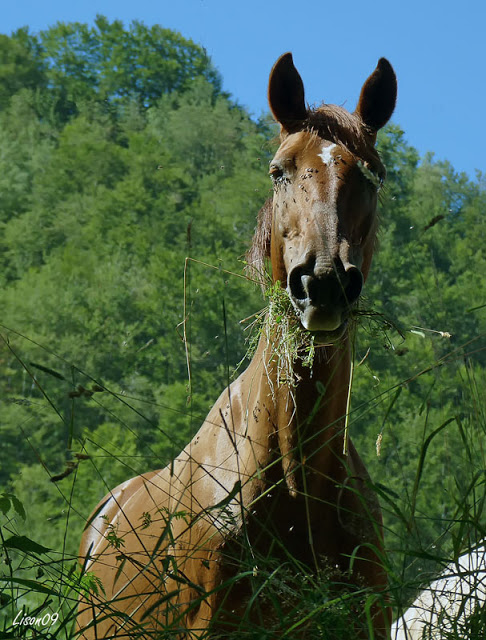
[239,282,316,387]
[266,281,316,371]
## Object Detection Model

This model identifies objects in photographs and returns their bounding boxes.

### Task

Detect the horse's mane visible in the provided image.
[246,197,273,287]
[246,104,385,287]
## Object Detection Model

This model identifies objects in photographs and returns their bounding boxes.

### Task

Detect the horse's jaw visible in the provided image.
[286,288,350,344]
[310,321,348,345]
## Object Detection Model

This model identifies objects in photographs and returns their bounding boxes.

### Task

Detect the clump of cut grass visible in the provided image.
[240,281,316,388]
[239,286,394,387]
[266,281,316,371]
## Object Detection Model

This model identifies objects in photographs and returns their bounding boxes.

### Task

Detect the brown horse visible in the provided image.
[77,53,396,639]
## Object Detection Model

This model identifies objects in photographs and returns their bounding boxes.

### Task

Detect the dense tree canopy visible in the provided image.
[0,16,485,636]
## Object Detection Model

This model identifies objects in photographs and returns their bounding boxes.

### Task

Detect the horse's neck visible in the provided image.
[255,332,352,496]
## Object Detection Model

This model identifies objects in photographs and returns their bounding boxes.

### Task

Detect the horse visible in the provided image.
[391,546,486,639]
[77,52,397,639]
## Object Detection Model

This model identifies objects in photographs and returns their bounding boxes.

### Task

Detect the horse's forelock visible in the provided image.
[305,104,383,169]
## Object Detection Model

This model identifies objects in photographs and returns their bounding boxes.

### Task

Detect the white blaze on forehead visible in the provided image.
[318,143,337,166]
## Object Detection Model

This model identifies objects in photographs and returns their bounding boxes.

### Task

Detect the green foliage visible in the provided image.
[39,16,221,107]
[0,23,269,634]
[0,28,46,109]
[349,129,486,615]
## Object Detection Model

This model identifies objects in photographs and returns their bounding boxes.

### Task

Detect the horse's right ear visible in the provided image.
[268,53,307,133]
[355,58,397,134]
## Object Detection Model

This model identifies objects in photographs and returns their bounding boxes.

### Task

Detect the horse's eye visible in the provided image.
[269,165,284,182]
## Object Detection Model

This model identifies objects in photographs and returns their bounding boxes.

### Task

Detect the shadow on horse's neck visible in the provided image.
[255,324,352,498]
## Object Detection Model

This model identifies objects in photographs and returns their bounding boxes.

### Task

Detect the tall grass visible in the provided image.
[1,261,485,639]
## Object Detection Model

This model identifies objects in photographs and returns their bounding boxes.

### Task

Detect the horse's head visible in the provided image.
[267,53,396,343]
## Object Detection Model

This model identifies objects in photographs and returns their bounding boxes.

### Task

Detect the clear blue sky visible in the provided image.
[3,0,485,178]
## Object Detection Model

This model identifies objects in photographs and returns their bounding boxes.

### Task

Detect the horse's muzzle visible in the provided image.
[287,263,363,333]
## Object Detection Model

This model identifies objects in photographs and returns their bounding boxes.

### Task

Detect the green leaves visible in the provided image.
[2,535,50,555]
[0,494,26,519]
[0,28,46,109]
[37,16,221,109]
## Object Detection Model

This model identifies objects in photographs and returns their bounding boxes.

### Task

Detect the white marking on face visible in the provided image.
[318,143,337,166]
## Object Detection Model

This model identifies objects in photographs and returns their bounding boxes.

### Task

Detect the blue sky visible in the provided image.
[3,0,485,178]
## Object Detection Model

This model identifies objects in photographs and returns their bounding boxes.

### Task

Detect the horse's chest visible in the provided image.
[235,484,342,566]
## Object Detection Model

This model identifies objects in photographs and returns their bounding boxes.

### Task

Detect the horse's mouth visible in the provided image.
[293,303,351,343]
[309,321,348,345]
[288,293,352,344]
[296,302,349,340]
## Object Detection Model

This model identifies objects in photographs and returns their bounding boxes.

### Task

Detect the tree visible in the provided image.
[0,28,46,109]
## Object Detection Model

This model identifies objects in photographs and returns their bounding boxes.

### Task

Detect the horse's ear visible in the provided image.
[355,58,397,134]
[268,53,307,133]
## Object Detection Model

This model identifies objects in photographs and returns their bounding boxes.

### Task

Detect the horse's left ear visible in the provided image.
[355,58,397,135]
[268,52,308,133]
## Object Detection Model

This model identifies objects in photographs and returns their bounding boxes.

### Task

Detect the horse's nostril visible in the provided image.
[288,267,307,301]
[288,264,363,309]
[344,267,363,305]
